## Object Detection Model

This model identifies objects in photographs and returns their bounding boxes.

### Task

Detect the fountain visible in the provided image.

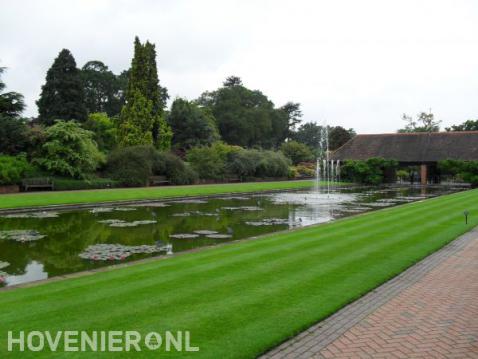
[316,123,337,196]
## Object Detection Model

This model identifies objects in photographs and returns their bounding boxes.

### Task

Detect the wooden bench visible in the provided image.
[149,175,170,186]
[22,177,54,191]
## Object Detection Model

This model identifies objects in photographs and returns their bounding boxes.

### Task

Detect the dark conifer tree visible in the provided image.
[37,49,87,125]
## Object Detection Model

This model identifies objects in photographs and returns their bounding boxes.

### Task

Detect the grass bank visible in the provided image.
[0,189,476,358]
[0,180,317,210]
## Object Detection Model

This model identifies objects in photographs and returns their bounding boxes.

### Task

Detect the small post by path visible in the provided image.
[464,210,469,225]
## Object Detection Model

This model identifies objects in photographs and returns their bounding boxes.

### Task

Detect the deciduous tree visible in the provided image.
[168,98,219,150]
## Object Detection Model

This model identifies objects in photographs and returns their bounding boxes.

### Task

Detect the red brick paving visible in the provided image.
[262,228,478,358]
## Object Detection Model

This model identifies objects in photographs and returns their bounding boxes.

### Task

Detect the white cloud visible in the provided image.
[1,0,478,133]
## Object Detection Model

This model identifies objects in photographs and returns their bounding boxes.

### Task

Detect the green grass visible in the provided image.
[0,180,318,210]
[0,189,477,358]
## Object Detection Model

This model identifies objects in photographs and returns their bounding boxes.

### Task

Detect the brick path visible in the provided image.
[262,228,478,358]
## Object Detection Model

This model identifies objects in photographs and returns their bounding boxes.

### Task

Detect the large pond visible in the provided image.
[0,185,465,287]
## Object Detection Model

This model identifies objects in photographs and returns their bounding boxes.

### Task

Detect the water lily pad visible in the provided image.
[171,199,208,204]
[194,230,219,235]
[0,261,9,270]
[205,234,232,239]
[217,196,250,200]
[0,230,46,243]
[172,212,191,217]
[170,233,199,239]
[2,211,60,219]
[108,220,157,228]
[221,206,263,211]
[133,202,170,207]
[133,220,157,225]
[79,243,172,261]
[98,219,125,224]
[192,211,217,216]
[245,218,300,226]
[90,207,115,214]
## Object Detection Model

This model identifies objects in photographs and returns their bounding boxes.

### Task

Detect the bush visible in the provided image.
[158,152,198,185]
[35,121,105,179]
[106,146,157,186]
[106,146,197,186]
[256,151,290,178]
[0,154,32,185]
[294,163,316,178]
[186,146,226,180]
[83,112,118,152]
[438,160,478,185]
[227,149,290,180]
[341,158,398,184]
[280,141,314,165]
[227,149,262,179]
[53,178,120,191]
[396,169,409,182]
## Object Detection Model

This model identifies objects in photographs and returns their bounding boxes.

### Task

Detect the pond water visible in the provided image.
[0,185,465,287]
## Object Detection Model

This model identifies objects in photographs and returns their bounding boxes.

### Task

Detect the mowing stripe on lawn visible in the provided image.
[0,189,476,358]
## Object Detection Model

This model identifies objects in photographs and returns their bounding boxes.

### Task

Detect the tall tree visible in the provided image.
[167,98,219,150]
[0,67,25,117]
[398,110,440,133]
[81,61,125,116]
[118,89,154,147]
[119,37,170,148]
[446,119,478,131]
[280,102,302,138]
[0,68,30,155]
[37,49,87,125]
[292,122,322,149]
[197,76,289,148]
[329,126,356,150]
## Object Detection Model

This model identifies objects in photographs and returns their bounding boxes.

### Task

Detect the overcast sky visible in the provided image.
[1,0,478,133]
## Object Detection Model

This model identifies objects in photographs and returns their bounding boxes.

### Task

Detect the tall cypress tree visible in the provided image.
[37,49,87,125]
[119,37,170,148]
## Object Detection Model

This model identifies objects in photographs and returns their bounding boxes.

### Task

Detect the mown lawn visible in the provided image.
[0,180,317,210]
[0,189,476,358]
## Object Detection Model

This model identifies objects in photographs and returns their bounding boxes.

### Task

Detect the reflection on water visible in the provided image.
[0,185,465,286]
[5,261,47,286]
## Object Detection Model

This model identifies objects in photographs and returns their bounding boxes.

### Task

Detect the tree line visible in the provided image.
[0,36,356,188]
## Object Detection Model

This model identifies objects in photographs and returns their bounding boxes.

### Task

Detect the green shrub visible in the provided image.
[294,163,316,178]
[256,151,290,178]
[186,146,226,180]
[396,169,409,182]
[83,112,118,152]
[341,158,398,184]
[106,146,157,186]
[227,149,262,179]
[438,160,478,185]
[158,152,198,185]
[0,154,32,185]
[107,146,197,186]
[53,178,120,191]
[227,149,290,180]
[280,140,314,165]
[35,121,105,179]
